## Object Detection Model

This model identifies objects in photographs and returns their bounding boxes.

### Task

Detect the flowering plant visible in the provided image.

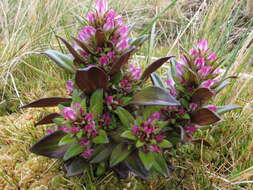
[22,0,241,179]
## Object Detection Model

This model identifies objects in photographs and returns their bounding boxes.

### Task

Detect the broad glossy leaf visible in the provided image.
[150,72,166,88]
[114,107,135,128]
[75,66,108,93]
[131,86,180,106]
[64,157,88,177]
[63,143,85,161]
[56,35,86,64]
[58,134,77,146]
[216,104,242,115]
[124,152,149,179]
[191,108,221,125]
[90,145,113,163]
[35,113,61,126]
[30,130,69,158]
[121,130,137,140]
[152,152,170,177]
[141,56,174,80]
[95,29,106,47]
[43,50,74,73]
[92,130,109,144]
[110,143,132,167]
[90,89,104,116]
[21,97,71,108]
[138,151,154,170]
[191,88,214,103]
[110,48,135,74]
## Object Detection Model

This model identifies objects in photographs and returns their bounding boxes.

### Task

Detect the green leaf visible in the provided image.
[58,134,76,146]
[64,157,88,177]
[138,151,154,170]
[216,104,242,115]
[152,153,170,177]
[131,86,180,106]
[114,107,135,128]
[158,140,172,148]
[63,143,85,161]
[90,89,104,116]
[136,140,145,148]
[90,145,113,163]
[43,50,74,73]
[96,162,106,176]
[92,130,109,144]
[121,130,137,140]
[110,143,132,167]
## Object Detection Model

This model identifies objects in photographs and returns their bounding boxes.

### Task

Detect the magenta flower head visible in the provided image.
[207,105,218,112]
[86,13,96,25]
[197,40,208,53]
[103,19,114,32]
[66,80,74,95]
[185,125,197,134]
[155,134,164,143]
[106,96,113,105]
[129,64,142,80]
[95,0,108,17]
[63,107,77,121]
[82,149,94,159]
[85,113,94,122]
[198,66,212,77]
[201,79,217,88]
[116,25,129,38]
[207,52,217,62]
[189,103,198,111]
[99,56,109,66]
[116,38,129,52]
[194,57,205,68]
[150,144,162,153]
[189,48,198,56]
[131,125,140,135]
[78,26,96,43]
[179,55,188,65]
[106,9,117,20]
[84,124,95,132]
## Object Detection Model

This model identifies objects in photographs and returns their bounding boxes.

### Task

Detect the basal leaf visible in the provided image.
[35,113,61,126]
[58,134,77,146]
[114,107,135,128]
[63,143,85,161]
[152,152,170,177]
[90,89,103,116]
[64,157,88,177]
[90,145,113,163]
[21,97,71,108]
[110,143,132,167]
[138,151,154,170]
[191,108,221,126]
[92,130,109,144]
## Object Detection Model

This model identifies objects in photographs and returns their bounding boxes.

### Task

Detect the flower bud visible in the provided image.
[189,48,198,56]
[106,9,117,20]
[116,38,129,52]
[207,52,217,62]
[197,40,208,53]
[207,105,217,112]
[78,26,96,43]
[103,19,114,32]
[99,56,109,66]
[150,144,162,152]
[86,13,96,25]
[194,57,205,68]
[95,0,108,17]
[66,81,74,95]
[198,66,212,77]
[116,25,129,38]
[63,107,77,121]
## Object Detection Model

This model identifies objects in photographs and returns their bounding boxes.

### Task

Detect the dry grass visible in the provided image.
[0,0,253,189]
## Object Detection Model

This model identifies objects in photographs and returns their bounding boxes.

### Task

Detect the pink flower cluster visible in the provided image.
[75,0,130,70]
[131,112,165,153]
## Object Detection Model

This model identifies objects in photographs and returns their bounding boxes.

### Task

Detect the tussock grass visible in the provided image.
[0,0,253,189]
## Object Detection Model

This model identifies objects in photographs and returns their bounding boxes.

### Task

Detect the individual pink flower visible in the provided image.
[85,113,94,122]
[166,79,175,89]
[148,112,161,122]
[176,62,184,76]
[130,64,142,80]
[78,26,96,42]
[63,107,77,121]
[106,9,117,20]
[180,55,188,65]
[207,52,217,62]
[116,38,129,52]
[86,13,96,24]
[106,96,113,105]
[82,149,94,159]
[95,0,108,17]
[194,57,205,68]
[169,89,177,97]
[47,128,55,134]
[177,109,185,115]
[201,79,217,88]
[71,126,80,133]
[189,103,198,111]
[198,66,212,77]
[79,139,90,146]
[107,51,116,58]
[99,56,109,66]
[115,15,123,26]
[101,113,111,125]
[116,25,129,37]
[103,19,114,32]
[84,124,95,132]
[143,126,154,135]
[197,40,208,53]
[66,81,74,95]
[91,129,99,137]
[207,105,217,112]
[185,125,197,134]
[150,144,162,152]
[58,125,70,133]
[155,134,164,143]
[189,48,198,56]
[131,125,140,135]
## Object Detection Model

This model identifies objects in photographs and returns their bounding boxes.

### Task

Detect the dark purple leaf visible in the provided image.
[64,157,88,177]
[56,35,86,64]
[191,108,221,126]
[35,113,61,126]
[95,29,106,47]
[131,86,180,106]
[21,97,72,108]
[72,37,94,55]
[124,152,149,180]
[30,130,69,158]
[112,163,130,179]
[75,66,109,93]
[191,88,214,103]
[110,48,135,75]
[141,56,174,80]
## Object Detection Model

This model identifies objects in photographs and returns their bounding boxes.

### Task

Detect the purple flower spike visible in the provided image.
[86,13,96,25]
[207,105,217,112]
[207,53,217,62]
[95,0,108,17]
[185,125,197,134]
[197,40,208,53]
[150,144,162,153]
[82,149,94,159]
[63,107,77,121]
